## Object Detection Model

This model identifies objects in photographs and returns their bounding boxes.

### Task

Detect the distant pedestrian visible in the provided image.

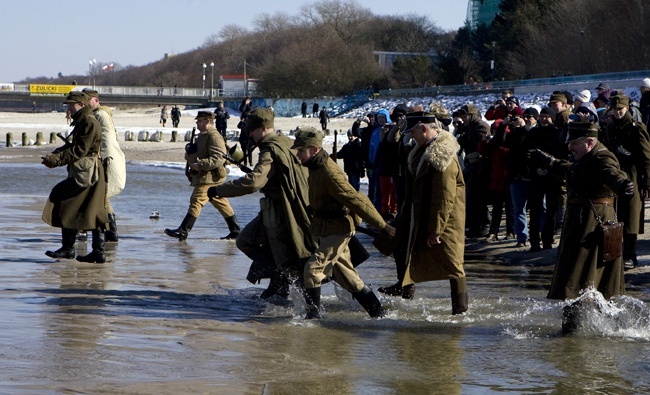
[336,129,365,190]
[301,100,307,118]
[160,105,168,127]
[312,102,319,117]
[171,105,181,128]
[214,101,230,139]
[32,101,36,113]
[318,107,329,130]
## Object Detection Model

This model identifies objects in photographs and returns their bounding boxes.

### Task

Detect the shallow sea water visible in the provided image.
[0,162,649,394]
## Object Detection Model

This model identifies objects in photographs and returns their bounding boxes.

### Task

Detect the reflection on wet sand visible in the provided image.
[1,163,649,394]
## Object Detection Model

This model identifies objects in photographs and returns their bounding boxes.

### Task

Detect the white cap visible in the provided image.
[642,78,650,89]
[574,89,591,103]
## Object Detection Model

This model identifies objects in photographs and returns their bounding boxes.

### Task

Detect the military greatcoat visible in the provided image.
[401,131,466,286]
[42,106,109,230]
[547,142,629,300]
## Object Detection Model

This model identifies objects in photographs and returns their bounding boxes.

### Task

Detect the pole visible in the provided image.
[210,62,214,100]
[202,63,206,91]
[580,29,585,75]
[243,59,247,97]
[491,42,496,82]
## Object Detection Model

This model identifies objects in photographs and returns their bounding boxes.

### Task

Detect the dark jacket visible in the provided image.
[214,107,230,132]
[336,138,365,176]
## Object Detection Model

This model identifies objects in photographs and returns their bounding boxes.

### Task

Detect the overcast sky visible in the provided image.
[1,0,468,83]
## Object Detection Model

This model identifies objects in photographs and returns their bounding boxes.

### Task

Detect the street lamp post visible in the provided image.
[580,28,585,75]
[202,63,207,94]
[210,62,214,100]
[88,58,96,87]
[491,42,496,82]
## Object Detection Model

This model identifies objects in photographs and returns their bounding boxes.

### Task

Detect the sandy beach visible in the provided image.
[0,107,352,164]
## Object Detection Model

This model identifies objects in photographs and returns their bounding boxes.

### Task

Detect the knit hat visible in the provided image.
[505,96,520,107]
[539,107,557,122]
[523,107,539,119]
[574,90,591,104]
[390,103,411,122]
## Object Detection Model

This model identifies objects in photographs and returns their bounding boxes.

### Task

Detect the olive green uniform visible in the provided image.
[547,142,629,300]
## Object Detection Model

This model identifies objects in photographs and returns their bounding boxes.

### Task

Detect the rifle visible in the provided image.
[52,132,73,154]
[331,130,338,160]
[185,127,197,182]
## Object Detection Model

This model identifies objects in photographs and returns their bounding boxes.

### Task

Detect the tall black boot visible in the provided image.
[260,269,290,299]
[77,229,106,263]
[220,215,241,240]
[304,287,322,319]
[450,277,469,315]
[46,228,77,259]
[105,213,119,242]
[378,242,408,296]
[623,233,638,270]
[353,286,386,318]
[164,214,197,240]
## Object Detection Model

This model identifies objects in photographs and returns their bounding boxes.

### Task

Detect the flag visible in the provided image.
[102,65,108,72]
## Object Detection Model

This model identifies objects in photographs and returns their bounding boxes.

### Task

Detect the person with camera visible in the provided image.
[42,91,109,263]
[602,94,650,270]
[485,89,513,121]
[532,122,633,331]
[164,111,240,241]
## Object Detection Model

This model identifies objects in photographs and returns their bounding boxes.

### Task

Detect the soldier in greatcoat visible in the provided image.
[393,111,469,315]
[208,109,315,299]
[602,94,650,270]
[42,91,109,263]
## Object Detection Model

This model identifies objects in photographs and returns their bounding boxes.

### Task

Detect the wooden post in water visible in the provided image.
[22,132,28,146]
[6,132,13,147]
[36,132,43,145]
[171,130,178,142]
[49,132,57,144]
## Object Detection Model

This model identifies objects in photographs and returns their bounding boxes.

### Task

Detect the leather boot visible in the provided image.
[164,214,197,240]
[353,286,386,318]
[450,277,468,315]
[304,287,322,319]
[401,284,415,299]
[378,281,403,296]
[260,269,290,299]
[105,213,119,242]
[77,229,106,263]
[220,215,241,240]
[561,301,582,335]
[46,228,76,259]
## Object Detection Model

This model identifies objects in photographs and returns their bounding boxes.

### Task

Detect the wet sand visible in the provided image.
[1,111,650,394]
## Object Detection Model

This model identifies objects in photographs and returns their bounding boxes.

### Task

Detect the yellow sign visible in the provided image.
[29,84,76,97]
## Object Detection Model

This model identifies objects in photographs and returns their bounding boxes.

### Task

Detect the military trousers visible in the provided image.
[304,232,365,293]
[188,184,234,219]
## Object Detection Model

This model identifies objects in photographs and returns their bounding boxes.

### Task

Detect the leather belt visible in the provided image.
[567,197,615,205]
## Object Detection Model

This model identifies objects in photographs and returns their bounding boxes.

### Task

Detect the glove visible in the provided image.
[620,180,635,197]
[41,155,55,168]
[527,149,555,167]
[382,224,396,238]
[207,186,219,199]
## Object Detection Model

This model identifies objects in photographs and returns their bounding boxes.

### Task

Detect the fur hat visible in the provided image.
[405,111,440,133]
[609,95,630,110]
[548,93,567,105]
[81,88,99,99]
[194,111,215,120]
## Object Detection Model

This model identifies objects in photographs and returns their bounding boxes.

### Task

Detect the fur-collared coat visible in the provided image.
[400,130,466,285]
